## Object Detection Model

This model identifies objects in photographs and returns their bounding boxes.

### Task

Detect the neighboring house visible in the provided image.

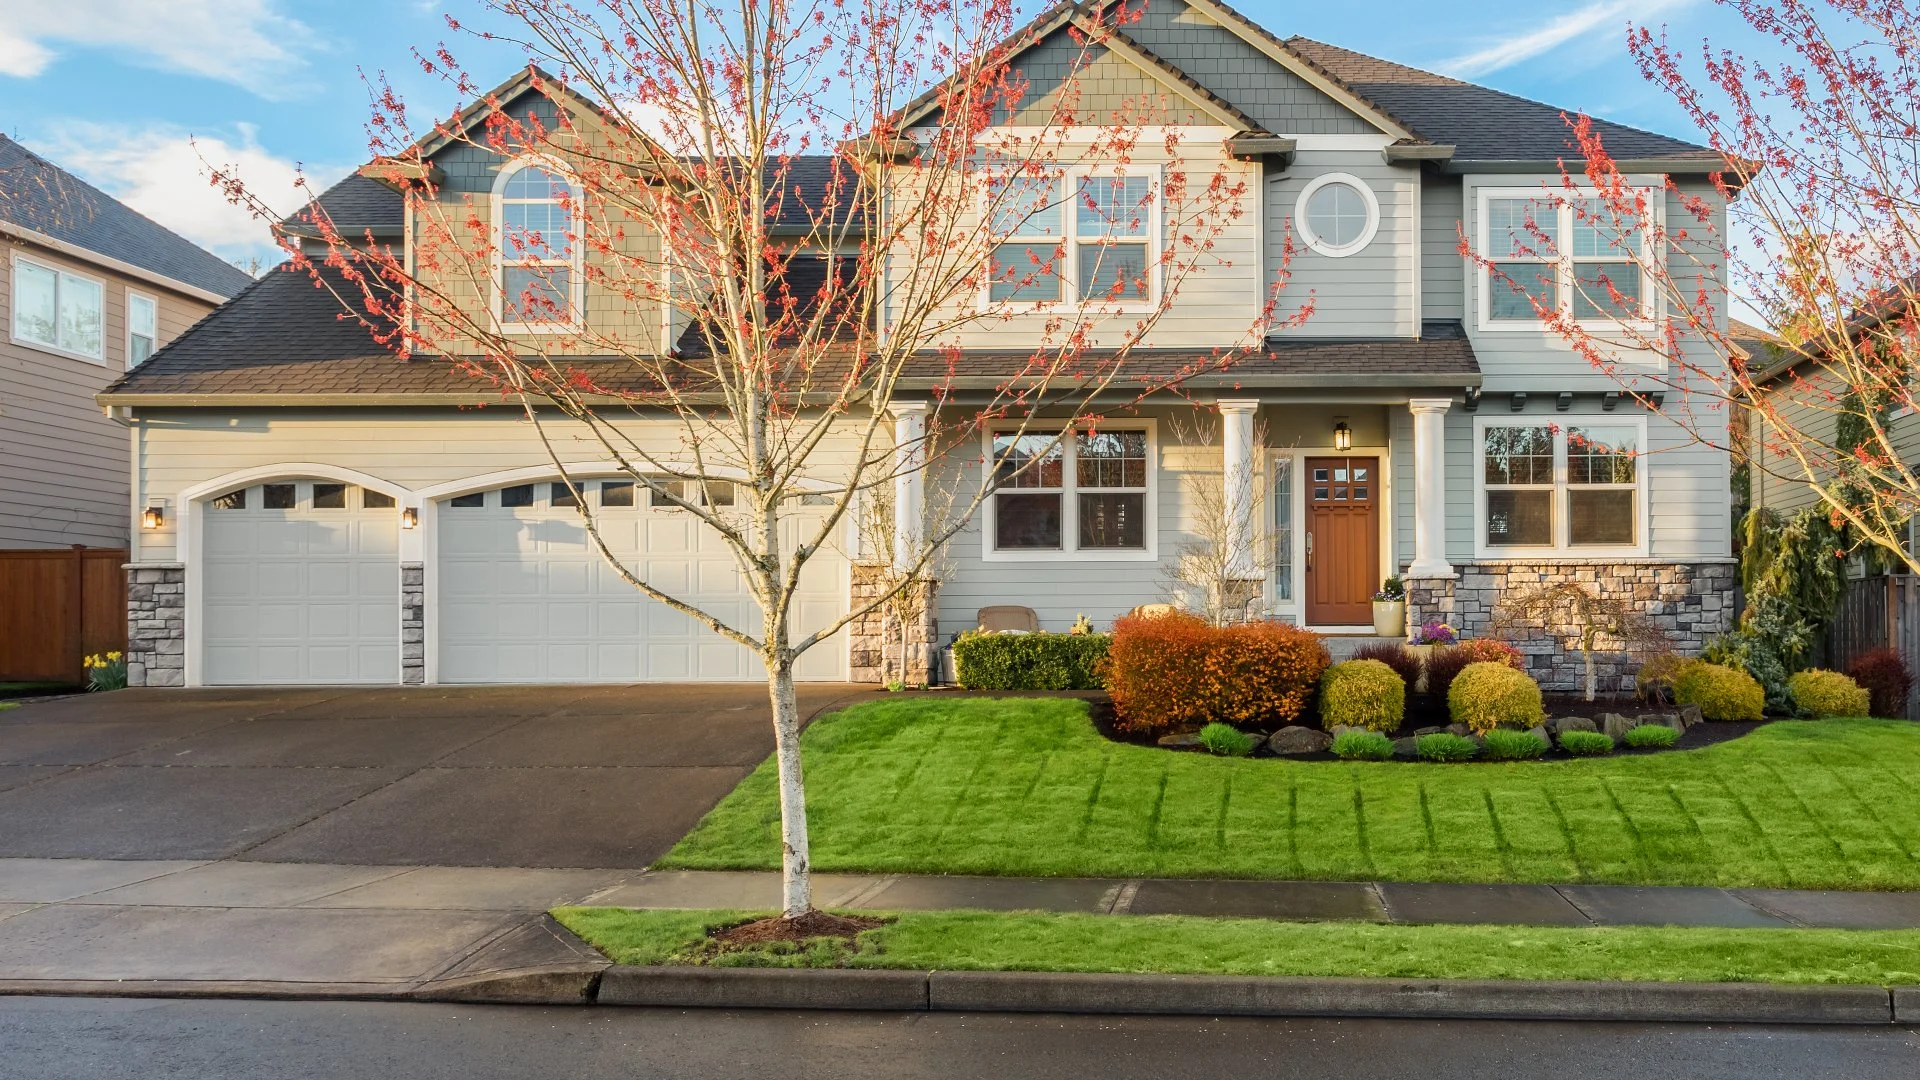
[101,0,1736,691]
[1,135,254,549]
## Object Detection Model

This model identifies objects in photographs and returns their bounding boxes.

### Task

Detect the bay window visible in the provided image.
[987,427,1154,558]
[986,169,1157,307]
[12,254,103,361]
[1477,420,1645,554]
[1480,189,1653,327]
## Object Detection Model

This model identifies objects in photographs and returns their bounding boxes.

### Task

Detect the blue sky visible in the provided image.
[0,0,1738,268]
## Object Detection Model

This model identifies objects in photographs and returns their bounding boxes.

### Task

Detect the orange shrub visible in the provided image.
[1101,613,1331,733]
[1456,637,1526,670]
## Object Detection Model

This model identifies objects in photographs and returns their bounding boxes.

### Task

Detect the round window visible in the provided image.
[1296,174,1379,257]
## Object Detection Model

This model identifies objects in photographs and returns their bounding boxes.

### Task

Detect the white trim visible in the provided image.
[1472,184,1664,338]
[980,165,1164,315]
[9,249,107,362]
[1294,172,1380,259]
[490,155,586,334]
[0,219,234,305]
[1289,135,1399,151]
[1471,414,1651,561]
[124,287,157,370]
[1408,168,1422,329]
[981,421,1159,563]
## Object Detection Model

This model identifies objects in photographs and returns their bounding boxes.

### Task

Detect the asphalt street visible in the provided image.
[2,998,1916,1080]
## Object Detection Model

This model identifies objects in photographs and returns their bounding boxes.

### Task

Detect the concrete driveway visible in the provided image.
[0,684,864,869]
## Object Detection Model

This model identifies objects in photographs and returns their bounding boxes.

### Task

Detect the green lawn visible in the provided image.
[662,697,1920,890]
[552,907,1920,985]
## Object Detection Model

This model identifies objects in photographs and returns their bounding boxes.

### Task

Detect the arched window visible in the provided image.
[496,161,578,327]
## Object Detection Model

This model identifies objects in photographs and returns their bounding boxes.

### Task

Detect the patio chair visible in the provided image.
[1128,603,1178,619]
[976,605,1041,633]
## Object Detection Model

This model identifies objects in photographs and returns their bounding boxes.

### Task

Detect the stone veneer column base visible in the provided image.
[401,562,425,685]
[1404,575,1457,638]
[1449,560,1737,695]
[125,563,186,687]
[849,565,939,685]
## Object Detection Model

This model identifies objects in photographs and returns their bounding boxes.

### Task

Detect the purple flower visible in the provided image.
[1413,621,1457,646]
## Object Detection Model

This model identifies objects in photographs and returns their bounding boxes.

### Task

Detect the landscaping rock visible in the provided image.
[1641,712,1685,734]
[1445,723,1474,738]
[1599,713,1636,740]
[1391,737,1419,760]
[1157,732,1203,749]
[1678,704,1704,729]
[1266,726,1331,756]
[1330,725,1366,740]
[1526,725,1551,745]
[1549,716,1596,735]
[1412,726,1447,737]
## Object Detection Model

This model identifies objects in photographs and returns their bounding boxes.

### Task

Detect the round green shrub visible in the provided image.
[1317,659,1406,733]
[1558,730,1614,756]
[1197,722,1258,757]
[1787,669,1871,719]
[1481,728,1548,760]
[1672,660,1765,721]
[1623,723,1679,748]
[1446,662,1545,734]
[1330,730,1394,761]
[1415,732,1479,762]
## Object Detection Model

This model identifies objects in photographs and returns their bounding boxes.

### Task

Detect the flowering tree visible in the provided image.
[217,0,1302,928]
[1462,0,1920,573]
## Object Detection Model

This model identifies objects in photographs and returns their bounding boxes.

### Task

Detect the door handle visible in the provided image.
[1305,531,1313,570]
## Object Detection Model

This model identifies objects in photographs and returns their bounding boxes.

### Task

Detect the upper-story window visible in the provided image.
[985,170,1158,308]
[495,161,581,329]
[1479,188,1655,329]
[11,252,104,362]
[127,291,157,365]
[1295,173,1379,258]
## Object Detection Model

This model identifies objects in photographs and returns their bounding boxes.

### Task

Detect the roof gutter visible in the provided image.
[1383,143,1454,164]
[0,220,240,305]
[1440,156,1738,180]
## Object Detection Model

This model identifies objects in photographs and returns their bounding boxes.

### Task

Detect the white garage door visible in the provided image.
[436,479,847,683]
[201,481,401,685]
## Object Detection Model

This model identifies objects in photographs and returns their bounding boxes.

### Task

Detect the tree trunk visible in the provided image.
[767,660,812,919]
[1582,633,1597,702]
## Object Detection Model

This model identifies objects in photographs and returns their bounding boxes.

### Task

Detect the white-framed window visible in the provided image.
[982,424,1156,560]
[493,158,583,330]
[126,289,157,366]
[11,252,104,361]
[1475,417,1648,557]
[1477,187,1658,330]
[984,168,1159,310]
[1295,173,1379,258]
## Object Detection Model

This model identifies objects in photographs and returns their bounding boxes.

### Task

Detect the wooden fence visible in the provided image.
[0,547,128,684]
[1826,574,1920,720]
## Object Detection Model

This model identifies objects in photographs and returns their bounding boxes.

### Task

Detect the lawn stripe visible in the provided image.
[1418,782,1438,860]
[1214,774,1233,853]
[1481,789,1517,879]
[1710,771,1795,887]
[1286,783,1302,877]
[1353,789,1378,878]
[1598,779,1655,879]
[1073,752,1111,845]
[1541,788,1589,881]
[1759,759,1857,873]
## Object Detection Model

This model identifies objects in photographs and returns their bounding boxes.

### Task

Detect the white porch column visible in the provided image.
[1218,399,1259,578]
[1407,397,1455,579]
[889,402,930,570]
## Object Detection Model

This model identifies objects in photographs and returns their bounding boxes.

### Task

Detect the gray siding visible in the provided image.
[1125,2,1381,135]
[1420,173,1464,320]
[1002,33,1216,125]
[1266,151,1417,339]
[2,238,215,549]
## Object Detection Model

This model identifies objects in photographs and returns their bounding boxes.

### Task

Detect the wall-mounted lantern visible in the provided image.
[1332,419,1353,453]
[401,507,419,530]
[140,500,167,530]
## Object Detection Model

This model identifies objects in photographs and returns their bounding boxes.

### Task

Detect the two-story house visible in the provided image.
[100,1,1736,691]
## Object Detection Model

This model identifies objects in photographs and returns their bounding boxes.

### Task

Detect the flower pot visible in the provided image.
[1371,600,1406,638]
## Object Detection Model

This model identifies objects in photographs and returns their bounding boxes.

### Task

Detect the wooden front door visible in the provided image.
[1304,457,1379,626]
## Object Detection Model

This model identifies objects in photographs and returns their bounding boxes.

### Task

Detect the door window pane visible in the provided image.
[1272,458,1293,601]
[601,480,634,506]
[1569,489,1635,545]
[262,484,296,509]
[551,482,579,508]
[1078,492,1144,549]
[312,483,347,509]
[995,493,1062,549]
[451,492,485,507]
[211,488,247,510]
[704,481,735,507]
[362,489,396,508]
[1486,489,1552,546]
[500,484,535,508]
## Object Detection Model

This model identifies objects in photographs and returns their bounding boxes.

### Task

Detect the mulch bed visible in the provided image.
[711,910,887,948]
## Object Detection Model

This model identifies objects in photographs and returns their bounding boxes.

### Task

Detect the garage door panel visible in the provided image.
[547,602,591,637]
[597,601,642,635]
[547,562,591,595]
[306,562,354,597]
[357,520,400,556]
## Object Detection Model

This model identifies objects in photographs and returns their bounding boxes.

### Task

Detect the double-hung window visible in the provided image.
[497,162,579,328]
[988,427,1153,558]
[12,254,103,361]
[986,170,1156,307]
[1481,189,1652,327]
[127,291,157,365]
[1478,420,1644,554]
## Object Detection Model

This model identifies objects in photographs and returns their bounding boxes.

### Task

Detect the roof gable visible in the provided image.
[997,21,1262,128]
[0,135,256,298]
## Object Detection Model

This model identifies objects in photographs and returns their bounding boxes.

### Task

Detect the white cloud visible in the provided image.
[29,123,350,265]
[0,0,318,99]
[1444,0,1695,78]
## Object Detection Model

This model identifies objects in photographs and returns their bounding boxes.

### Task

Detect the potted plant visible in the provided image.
[1370,577,1407,638]
[1405,621,1457,686]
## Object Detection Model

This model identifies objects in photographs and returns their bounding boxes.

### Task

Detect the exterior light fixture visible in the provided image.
[401,507,419,530]
[1332,420,1353,452]
[140,500,167,530]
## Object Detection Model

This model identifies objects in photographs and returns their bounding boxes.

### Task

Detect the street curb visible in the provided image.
[591,966,1900,1024]
[413,965,607,1005]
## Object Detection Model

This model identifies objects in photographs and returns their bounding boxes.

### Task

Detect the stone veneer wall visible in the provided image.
[848,565,938,684]
[1406,561,1738,695]
[125,563,186,687]
[401,562,425,685]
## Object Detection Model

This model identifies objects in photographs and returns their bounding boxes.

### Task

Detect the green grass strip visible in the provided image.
[552,906,1920,986]
[662,697,1920,890]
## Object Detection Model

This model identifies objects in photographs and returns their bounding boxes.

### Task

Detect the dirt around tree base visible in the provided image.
[711,910,887,948]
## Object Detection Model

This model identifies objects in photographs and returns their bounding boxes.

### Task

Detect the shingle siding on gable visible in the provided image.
[1003,34,1215,125]
[1124,2,1379,135]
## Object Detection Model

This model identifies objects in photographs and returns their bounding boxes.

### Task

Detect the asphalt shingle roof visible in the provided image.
[1282,38,1716,163]
[278,173,406,238]
[0,135,257,298]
